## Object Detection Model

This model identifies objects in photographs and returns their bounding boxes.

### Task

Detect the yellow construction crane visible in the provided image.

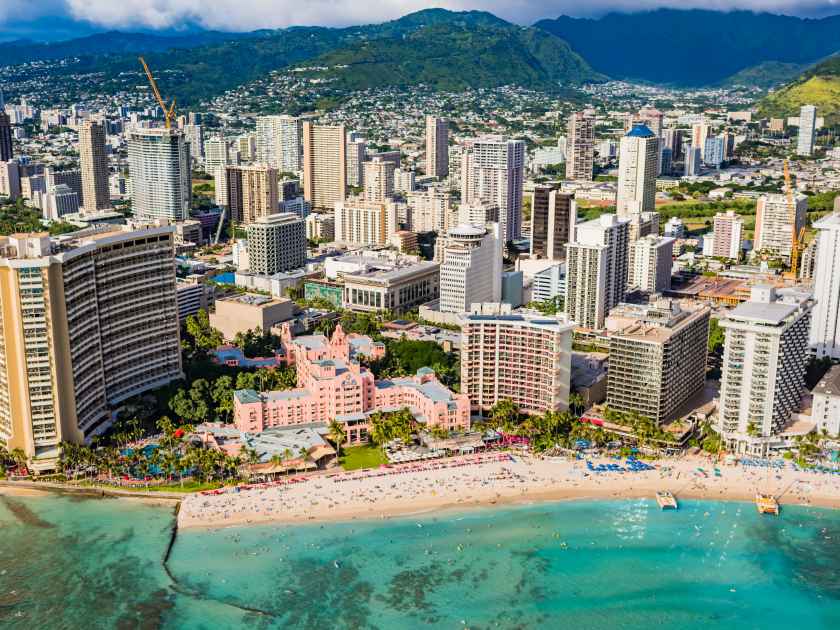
[783,159,804,278]
[139,56,176,128]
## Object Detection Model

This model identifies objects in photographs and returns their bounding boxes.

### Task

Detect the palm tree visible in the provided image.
[10,448,27,473]
[569,393,585,417]
[327,420,347,461]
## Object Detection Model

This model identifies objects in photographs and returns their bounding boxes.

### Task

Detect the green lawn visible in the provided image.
[340,445,387,471]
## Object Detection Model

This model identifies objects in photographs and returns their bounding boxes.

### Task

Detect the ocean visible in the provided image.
[1,492,839,629]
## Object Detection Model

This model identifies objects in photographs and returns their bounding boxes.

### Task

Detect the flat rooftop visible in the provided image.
[728,300,798,325]
[814,365,840,399]
[218,293,288,307]
[343,260,439,283]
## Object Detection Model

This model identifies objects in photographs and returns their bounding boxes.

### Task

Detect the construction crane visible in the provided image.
[783,159,805,278]
[139,57,176,128]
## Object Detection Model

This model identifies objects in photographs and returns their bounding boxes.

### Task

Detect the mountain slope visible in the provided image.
[17,10,598,105]
[295,20,598,91]
[759,55,840,121]
[722,61,810,89]
[0,30,261,67]
[534,9,840,86]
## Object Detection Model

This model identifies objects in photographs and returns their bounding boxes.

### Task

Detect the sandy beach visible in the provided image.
[177,453,840,529]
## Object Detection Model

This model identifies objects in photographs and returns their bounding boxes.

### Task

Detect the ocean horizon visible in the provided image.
[1,492,839,628]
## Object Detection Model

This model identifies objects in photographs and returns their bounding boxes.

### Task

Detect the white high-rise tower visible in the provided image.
[810,212,840,359]
[128,128,191,222]
[797,105,817,157]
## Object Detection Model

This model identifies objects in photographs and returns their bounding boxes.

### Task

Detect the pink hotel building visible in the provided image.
[233,324,470,442]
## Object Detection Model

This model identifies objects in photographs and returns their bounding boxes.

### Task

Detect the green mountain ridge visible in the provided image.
[758,55,840,121]
[17,9,598,106]
[293,20,599,92]
[722,61,811,89]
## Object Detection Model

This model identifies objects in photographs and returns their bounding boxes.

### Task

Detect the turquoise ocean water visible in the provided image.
[1,492,839,629]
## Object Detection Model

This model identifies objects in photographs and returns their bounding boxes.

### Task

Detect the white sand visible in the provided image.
[178,453,840,529]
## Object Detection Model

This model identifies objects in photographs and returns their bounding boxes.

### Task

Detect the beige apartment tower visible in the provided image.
[226,164,279,225]
[0,226,183,469]
[78,120,111,212]
[565,110,595,181]
[303,123,346,210]
[606,300,710,424]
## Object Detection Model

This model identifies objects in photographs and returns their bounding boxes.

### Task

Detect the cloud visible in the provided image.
[0,0,66,22]
[22,1,840,32]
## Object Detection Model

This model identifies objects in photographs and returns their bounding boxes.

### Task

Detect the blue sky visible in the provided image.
[1,1,839,38]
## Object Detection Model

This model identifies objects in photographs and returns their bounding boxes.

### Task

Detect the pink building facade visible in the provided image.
[233,325,469,441]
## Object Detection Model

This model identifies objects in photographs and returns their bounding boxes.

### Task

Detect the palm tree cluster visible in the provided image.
[478,398,680,454]
[0,445,28,475]
[368,408,416,446]
[56,417,247,487]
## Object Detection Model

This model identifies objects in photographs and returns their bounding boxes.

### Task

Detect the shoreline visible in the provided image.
[179,486,840,532]
[0,480,183,504]
[177,454,840,530]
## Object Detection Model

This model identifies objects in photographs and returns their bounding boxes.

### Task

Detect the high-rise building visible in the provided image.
[565,110,595,181]
[346,138,366,188]
[797,105,817,157]
[225,165,279,225]
[448,145,464,188]
[663,216,685,239]
[425,116,449,179]
[237,134,256,161]
[606,300,710,424]
[712,210,743,260]
[530,185,574,260]
[629,107,664,173]
[703,135,725,168]
[461,136,525,242]
[754,193,807,263]
[246,213,306,275]
[256,115,303,172]
[205,137,232,207]
[809,213,840,359]
[363,158,395,202]
[43,184,79,220]
[183,123,203,161]
[302,123,346,211]
[128,128,191,222]
[305,212,335,243]
[812,366,840,437]
[0,160,21,200]
[717,286,812,456]
[44,167,82,200]
[0,225,182,469]
[456,201,499,230]
[531,263,566,303]
[393,167,416,194]
[684,145,701,176]
[461,303,574,415]
[204,137,229,174]
[334,197,397,247]
[439,224,502,314]
[616,124,658,218]
[78,120,111,212]
[628,235,673,292]
[0,111,13,161]
[406,187,453,233]
[691,121,709,159]
[799,238,818,281]
[627,211,659,243]
[564,214,629,330]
